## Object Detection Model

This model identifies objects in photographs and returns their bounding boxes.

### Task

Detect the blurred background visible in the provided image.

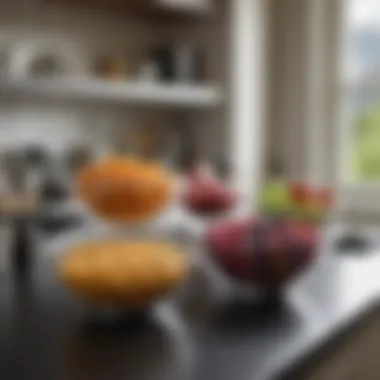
[0,0,379,228]
[266,0,380,227]
[0,0,230,228]
[0,1,380,380]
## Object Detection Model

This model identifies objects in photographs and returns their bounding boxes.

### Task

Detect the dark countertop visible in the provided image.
[1,221,380,380]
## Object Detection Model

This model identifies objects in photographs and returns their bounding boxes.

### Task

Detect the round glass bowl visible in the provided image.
[205,217,320,293]
[41,218,193,314]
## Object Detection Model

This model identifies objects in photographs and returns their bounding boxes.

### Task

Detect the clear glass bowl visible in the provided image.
[205,217,320,293]
[36,207,200,314]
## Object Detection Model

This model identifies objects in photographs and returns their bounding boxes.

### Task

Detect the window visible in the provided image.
[343,0,380,183]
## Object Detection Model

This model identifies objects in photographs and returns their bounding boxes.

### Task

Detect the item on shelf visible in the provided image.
[206,217,319,291]
[137,61,160,82]
[93,56,129,81]
[28,55,65,78]
[149,44,203,82]
[9,41,86,79]
[183,161,238,216]
[76,156,173,222]
[60,240,189,308]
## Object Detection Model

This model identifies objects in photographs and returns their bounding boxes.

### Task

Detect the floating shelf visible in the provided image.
[0,78,223,108]
[57,0,214,20]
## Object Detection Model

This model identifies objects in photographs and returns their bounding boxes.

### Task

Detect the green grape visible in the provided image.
[260,180,293,216]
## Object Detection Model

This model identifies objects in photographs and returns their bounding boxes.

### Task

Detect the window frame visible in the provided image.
[338,0,380,188]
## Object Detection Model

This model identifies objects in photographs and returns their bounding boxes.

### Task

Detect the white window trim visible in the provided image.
[229,0,267,214]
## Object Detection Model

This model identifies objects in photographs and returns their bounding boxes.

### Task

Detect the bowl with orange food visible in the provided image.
[58,234,190,314]
[76,156,176,224]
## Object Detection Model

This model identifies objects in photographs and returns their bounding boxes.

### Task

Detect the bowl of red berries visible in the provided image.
[182,162,238,218]
[205,180,334,294]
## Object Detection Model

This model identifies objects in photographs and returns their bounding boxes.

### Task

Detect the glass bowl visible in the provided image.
[39,215,194,316]
[205,217,320,295]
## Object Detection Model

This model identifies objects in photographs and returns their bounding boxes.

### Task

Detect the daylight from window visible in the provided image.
[347,0,380,181]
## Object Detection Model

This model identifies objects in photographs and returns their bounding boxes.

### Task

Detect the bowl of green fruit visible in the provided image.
[261,180,334,222]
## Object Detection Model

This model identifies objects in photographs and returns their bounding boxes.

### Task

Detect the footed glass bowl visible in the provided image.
[42,218,192,314]
[60,239,189,310]
[205,217,319,292]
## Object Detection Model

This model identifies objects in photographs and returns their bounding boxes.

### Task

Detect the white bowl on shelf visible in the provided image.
[8,40,88,80]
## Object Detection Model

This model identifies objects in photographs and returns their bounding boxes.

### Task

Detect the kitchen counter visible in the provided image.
[0,217,380,380]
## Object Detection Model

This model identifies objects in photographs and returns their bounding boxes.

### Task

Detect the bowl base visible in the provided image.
[84,305,151,327]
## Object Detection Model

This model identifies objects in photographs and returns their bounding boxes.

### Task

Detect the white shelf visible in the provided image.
[154,0,213,13]
[0,78,223,108]
[63,0,214,19]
